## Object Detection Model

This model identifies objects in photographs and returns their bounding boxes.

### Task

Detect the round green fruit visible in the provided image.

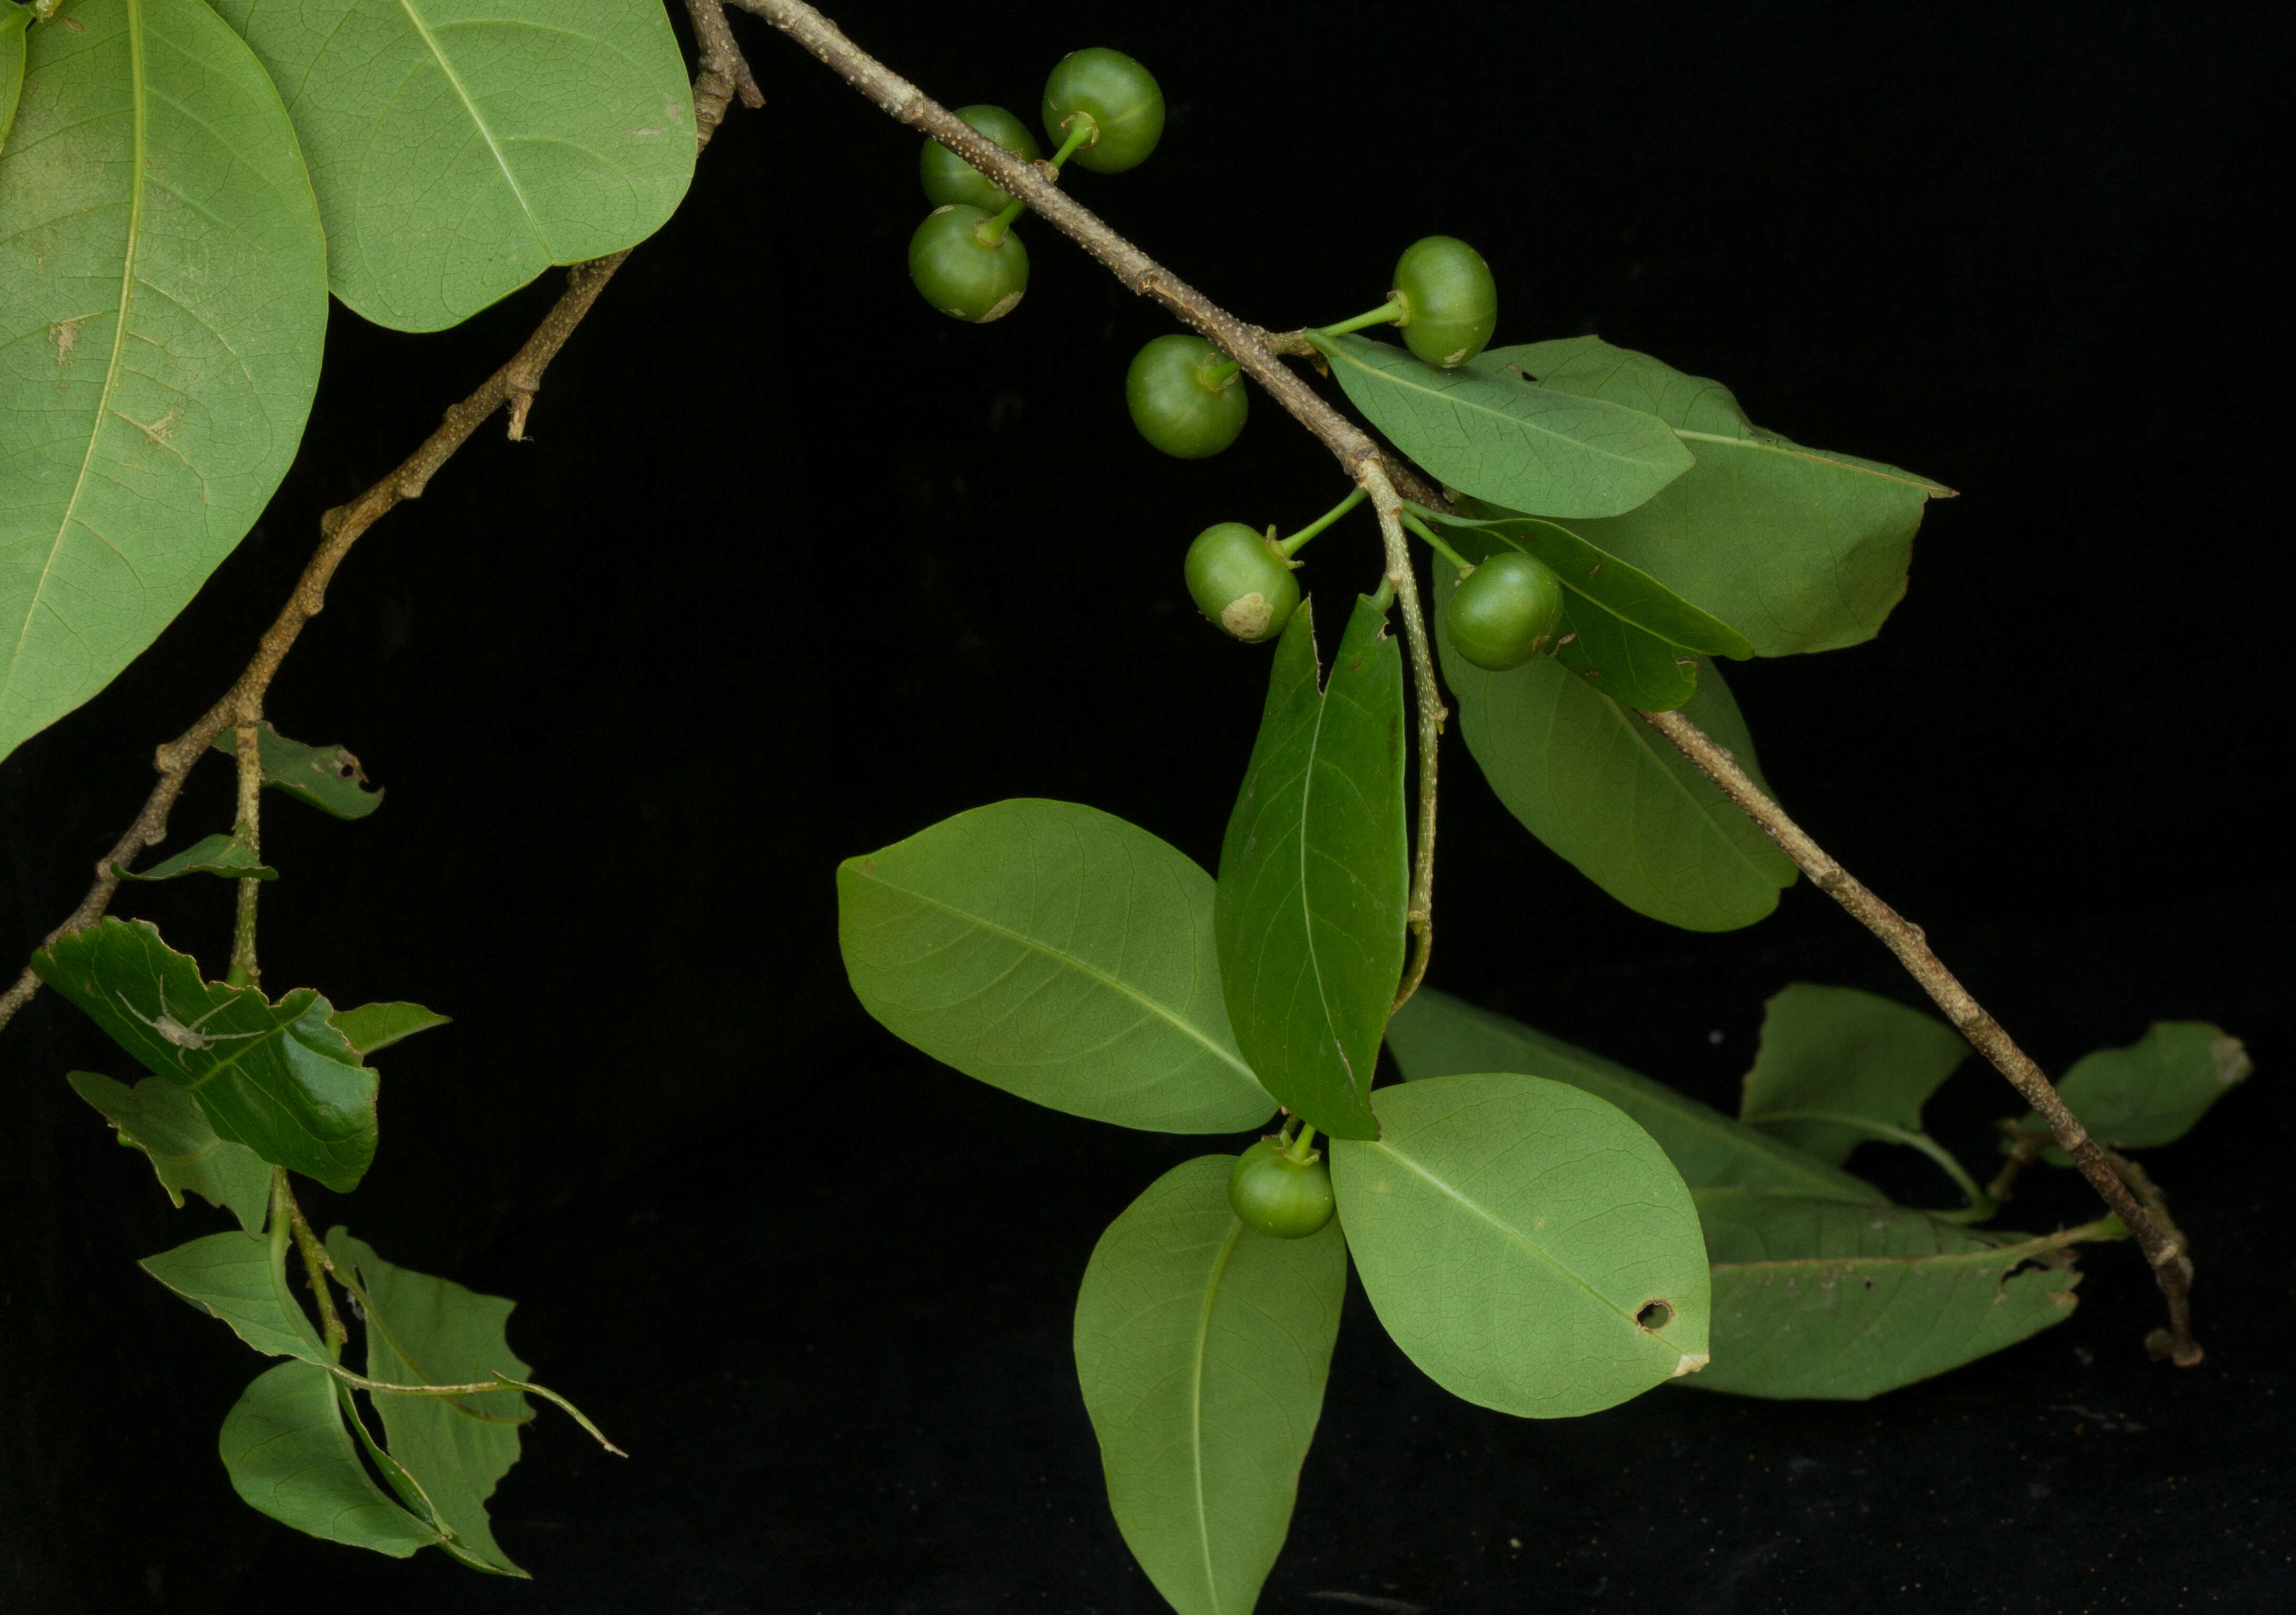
[1447,551,1566,670]
[1227,1138,1336,1239]
[1392,235,1498,368]
[1185,523,1300,644]
[908,206,1029,324]
[1127,334,1247,458]
[919,104,1043,212]
[1041,47,1164,173]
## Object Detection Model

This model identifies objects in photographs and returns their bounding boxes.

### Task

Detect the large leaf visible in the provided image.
[838,799,1275,1133]
[2022,1021,2253,1161]
[1214,596,1408,1140]
[1,6,26,153]
[1488,337,1953,656]
[32,918,378,1192]
[1386,989,1881,1202]
[209,722,383,819]
[219,1361,447,1558]
[1308,332,1692,519]
[1692,1190,2089,1399]
[1436,567,1797,930]
[0,0,328,765]
[1330,1072,1710,1417]
[211,0,697,332]
[1074,1156,1345,1615]
[70,1071,271,1233]
[1739,984,1969,1165]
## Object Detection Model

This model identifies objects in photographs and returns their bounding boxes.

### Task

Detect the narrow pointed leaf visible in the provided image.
[1215,596,1409,1140]
[1386,989,1882,1202]
[1075,1156,1345,1615]
[220,1361,445,1557]
[1330,1072,1711,1417]
[1487,337,1953,655]
[1309,332,1691,519]
[70,1071,271,1233]
[116,831,276,883]
[32,918,378,1192]
[839,799,1275,1133]
[1740,984,1969,1164]
[1436,565,1796,930]
[1,7,26,152]
[210,0,697,332]
[0,0,328,764]
[330,1001,450,1057]
[1692,1190,2094,1399]
[140,1230,332,1365]
[209,722,383,819]
[2021,1021,2253,1162]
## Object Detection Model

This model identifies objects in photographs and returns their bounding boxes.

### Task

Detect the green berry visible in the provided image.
[1127,334,1247,458]
[1185,523,1300,644]
[1041,48,1164,173]
[1228,1138,1336,1239]
[1393,236,1498,368]
[908,206,1029,324]
[919,105,1043,213]
[1446,551,1565,670]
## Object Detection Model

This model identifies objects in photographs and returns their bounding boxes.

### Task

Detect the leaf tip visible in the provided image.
[1670,1351,1710,1379]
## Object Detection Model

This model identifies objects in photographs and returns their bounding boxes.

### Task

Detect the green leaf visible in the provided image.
[115,831,277,883]
[1307,332,1693,519]
[1435,566,1797,930]
[69,1071,272,1233]
[1487,337,1953,656]
[330,1001,451,1057]
[1740,984,1969,1165]
[1547,590,1699,711]
[1692,1189,2095,1399]
[140,1229,331,1365]
[838,799,1275,1134]
[0,0,328,765]
[1386,989,1882,1202]
[1074,1156,1346,1615]
[32,918,378,1192]
[2023,1021,2253,1160]
[210,0,697,332]
[327,1231,534,1578]
[219,1360,446,1558]
[1330,1072,1711,1416]
[1215,596,1409,1141]
[1,6,27,154]
[209,722,383,820]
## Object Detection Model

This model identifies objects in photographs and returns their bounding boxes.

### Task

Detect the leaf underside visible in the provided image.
[1739,983,1970,1165]
[117,831,277,883]
[220,1360,446,1557]
[69,1070,272,1232]
[2,8,27,154]
[2023,1020,2253,1160]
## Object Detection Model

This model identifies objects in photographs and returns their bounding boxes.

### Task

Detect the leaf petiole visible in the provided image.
[1278,485,1367,557]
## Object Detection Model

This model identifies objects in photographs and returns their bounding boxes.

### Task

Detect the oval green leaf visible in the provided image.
[220,1360,446,1557]
[1075,1155,1346,1615]
[1740,983,1970,1165]
[2020,1020,2253,1159]
[211,0,697,332]
[1214,596,1408,1140]
[1330,1072,1711,1417]
[0,0,330,765]
[837,799,1275,1133]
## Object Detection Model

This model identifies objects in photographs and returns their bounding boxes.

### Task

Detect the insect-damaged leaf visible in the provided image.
[70,1072,272,1234]
[1074,1156,1345,1615]
[220,1361,448,1559]
[209,722,384,820]
[1215,595,1409,1141]
[1330,1073,1710,1417]
[2019,1021,2253,1163]
[32,918,378,1192]
[1740,984,1970,1165]
[116,831,277,883]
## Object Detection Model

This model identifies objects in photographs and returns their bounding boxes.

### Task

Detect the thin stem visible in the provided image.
[1398,509,1473,573]
[1368,576,1396,614]
[1358,464,1445,1016]
[277,1174,348,1355]
[1321,298,1406,339]
[1285,1123,1320,1163]
[1202,358,1242,388]
[225,720,262,990]
[1989,1125,2051,1202]
[1637,703,2203,1365]
[1280,486,1367,558]
[1044,118,1095,175]
[975,196,1025,246]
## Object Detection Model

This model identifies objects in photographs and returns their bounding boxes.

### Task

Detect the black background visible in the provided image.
[2,2,2288,1611]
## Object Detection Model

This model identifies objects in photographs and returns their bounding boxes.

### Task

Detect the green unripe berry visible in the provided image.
[1185,523,1300,644]
[919,105,1043,212]
[1392,236,1498,368]
[1446,551,1566,670]
[908,205,1029,324]
[1041,48,1164,173]
[1127,334,1247,458]
[1228,1138,1336,1239]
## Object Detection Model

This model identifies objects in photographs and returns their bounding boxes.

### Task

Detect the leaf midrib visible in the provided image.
[1187,1218,1245,1613]
[1672,429,1952,494]
[395,0,546,254]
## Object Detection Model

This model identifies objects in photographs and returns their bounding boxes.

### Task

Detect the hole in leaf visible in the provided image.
[1635,1299,1674,1332]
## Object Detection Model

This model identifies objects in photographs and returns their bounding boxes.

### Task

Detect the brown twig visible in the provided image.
[0,4,758,1039]
[1638,705,2202,1365]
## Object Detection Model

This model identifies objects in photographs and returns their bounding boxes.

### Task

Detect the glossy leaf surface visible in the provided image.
[1436,566,1796,930]
[1215,597,1408,1140]
[1489,337,1952,656]
[70,1071,271,1233]
[2023,1021,2253,1161]
[141,1229,328,1364]
[1693,1190,2088,1399]
[1386,989,1881,1202]
[209,722,383,819]
[331,1001,451,1057]
[220,1361,444,1557]
[1075,1156,1345,1615]
[0,0,328,765]
[1309,332,1691,519]
[839,799,1274,1133]
[1740,984,1969,1165]
[32,918,378,1192]
[1331,1072,1710,1416]
[211,0,695,332]
[117,831,276,883]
